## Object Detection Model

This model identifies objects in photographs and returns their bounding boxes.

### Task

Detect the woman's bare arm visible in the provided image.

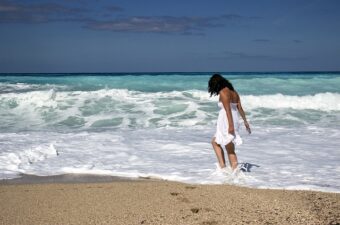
[220,88,235,135]
[236,93,251,134]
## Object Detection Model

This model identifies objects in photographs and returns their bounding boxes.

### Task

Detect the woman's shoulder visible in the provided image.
[220,87,238,95]
[218,87,229,97]
[219,87,232,93]
[219,88,239,101]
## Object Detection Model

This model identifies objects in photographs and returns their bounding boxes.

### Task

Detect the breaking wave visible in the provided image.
[0,89,339,130]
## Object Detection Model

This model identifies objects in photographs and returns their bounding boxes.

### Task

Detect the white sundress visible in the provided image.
[214,101,243,146]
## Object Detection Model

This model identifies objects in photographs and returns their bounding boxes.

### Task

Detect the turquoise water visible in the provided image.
[0,72,339,131]
[1,72,340,94]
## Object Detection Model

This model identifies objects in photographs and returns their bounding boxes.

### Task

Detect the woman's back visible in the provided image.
[217,101,238,112]
[229,90,239,103]
[219,88,239,104]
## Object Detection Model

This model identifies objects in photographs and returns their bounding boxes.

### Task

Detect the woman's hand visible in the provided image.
[244,121,251,134]
[228,126,235,136]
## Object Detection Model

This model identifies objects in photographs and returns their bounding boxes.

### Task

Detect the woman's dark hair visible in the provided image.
[208,73,234,97]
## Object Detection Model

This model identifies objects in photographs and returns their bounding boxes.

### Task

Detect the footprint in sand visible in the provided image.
[185,186,196,190]
[200,221,218,225]
[170,192,179,196]
[170,192,191,203]
[191,208,200,213]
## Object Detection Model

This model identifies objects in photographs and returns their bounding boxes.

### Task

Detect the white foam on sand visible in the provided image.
[0,126,339,193]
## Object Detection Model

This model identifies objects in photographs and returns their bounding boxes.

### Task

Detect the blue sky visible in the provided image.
[0,0,339,72]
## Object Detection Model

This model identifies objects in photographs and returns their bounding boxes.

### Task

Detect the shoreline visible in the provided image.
[0,174,147,185]
[1,173,339,194]
[0,174,339,224]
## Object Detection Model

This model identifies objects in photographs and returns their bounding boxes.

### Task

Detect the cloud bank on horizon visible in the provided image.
[0,0,339,72]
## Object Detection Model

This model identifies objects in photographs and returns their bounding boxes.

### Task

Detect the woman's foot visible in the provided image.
[230,161,238,170]
[215,163,232,175]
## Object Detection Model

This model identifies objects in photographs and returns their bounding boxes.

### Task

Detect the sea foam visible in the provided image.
[0,127,339,193]
[0,89,339,132]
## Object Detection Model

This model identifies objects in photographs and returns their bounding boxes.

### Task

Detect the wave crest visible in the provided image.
[242,92,340,111]
[0,89,339,130]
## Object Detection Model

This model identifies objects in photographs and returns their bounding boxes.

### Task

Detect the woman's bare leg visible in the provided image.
[211,137,226,168]
[226,142,238,170]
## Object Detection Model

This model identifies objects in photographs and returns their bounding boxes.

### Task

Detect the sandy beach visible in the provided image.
[0,175,339,225]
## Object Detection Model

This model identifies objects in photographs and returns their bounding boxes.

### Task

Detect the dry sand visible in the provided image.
[0,175,339,225]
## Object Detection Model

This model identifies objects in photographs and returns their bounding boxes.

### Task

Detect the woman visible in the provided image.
[208,74,251,172]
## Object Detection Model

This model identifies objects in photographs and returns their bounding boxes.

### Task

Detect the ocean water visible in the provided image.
[0,72,339,192]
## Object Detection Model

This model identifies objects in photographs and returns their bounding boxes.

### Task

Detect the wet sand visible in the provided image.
[0,175,339,225]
